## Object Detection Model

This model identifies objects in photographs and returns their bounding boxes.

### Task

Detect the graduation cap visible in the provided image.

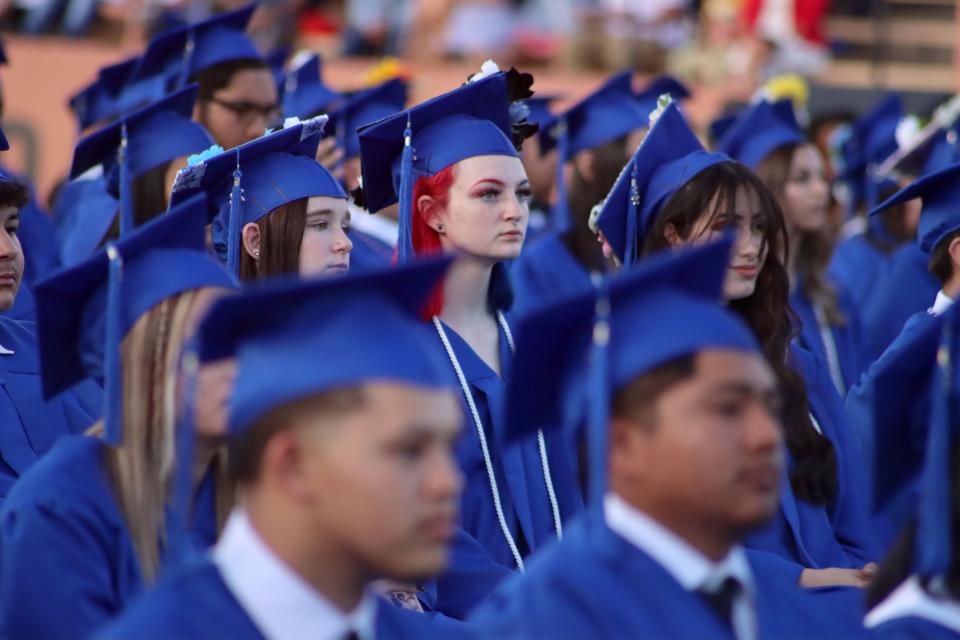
[709,112,739,147]
[545,72,690,232]
[920,122,960,177]
[357,71,519,263]
[266,45,290,97]
[716,99,805,169]
[170,115,346,274]
[505,237,758,502]
[835,94,904,215]
[524,94,561,130]
[33,193,237,444]
[869,160,960,253]
[596,101,731,265]
[68,80,113,132]
[135,4,262,91]
[325,78,408,160]
[57,176,119,267]
[281,53,342,120]
[70,85,213,238]
[914,306,960,578]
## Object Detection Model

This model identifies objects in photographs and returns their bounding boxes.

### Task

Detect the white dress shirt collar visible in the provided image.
[929,290,954,317]
[604,493,756,640]
[866,575,960,633]
[214,509,378,640]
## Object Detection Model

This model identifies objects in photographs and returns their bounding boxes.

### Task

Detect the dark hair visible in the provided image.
[869,183,916,253]
[643,161,839,505]
[613,354,697,426]
[191,58,272,102]
[229,387,367,484]
[239,198,308,281]
[866,438,960,609]
[930,230,960,286]
[0,180,30,210]
[755,143,846,327]
[565,135,630,271]
[99,161,174,245]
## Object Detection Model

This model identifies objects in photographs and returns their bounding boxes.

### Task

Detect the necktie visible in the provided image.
[697,575,741,633]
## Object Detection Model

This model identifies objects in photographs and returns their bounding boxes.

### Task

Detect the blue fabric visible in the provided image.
[870,160,960,253]
[0,317,101,500]
[0,435,221,639]
[55,176,118,267]
[507,230,594,320]
[3,281,35,321]
[96,557,475,639]
[790,277,864,396]
[860,242,940,366]
[346,228,394,273]
[872,615,960,639]
[829,233,893,310]
[281,54,342,121]
[745,345,883,571]
[470,510,871,638]
[716,99,805,169]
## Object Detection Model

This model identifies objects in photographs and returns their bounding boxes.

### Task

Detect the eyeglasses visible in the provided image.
[207,97,283,127]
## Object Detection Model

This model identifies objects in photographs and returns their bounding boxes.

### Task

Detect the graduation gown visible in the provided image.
[470,510,871,638]
[0,435,220,639]
[427,320,582,618]
[745,345,882,577]
[868,577,960,639]
[790,278,864,396]
[0,316,101,499]
[96,559,474,640]
[508,231,594,319]
[829,232,893,310]
[859,242,940,366]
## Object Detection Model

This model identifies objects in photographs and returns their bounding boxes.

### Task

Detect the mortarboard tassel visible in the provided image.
[227,150,243,275]
[118,123,135,237]
[624,161,640,265]
[167,344,202,569]
[103,242,124,445]
[587,282,612,505]
[397,112,415,263]
[551,119,570,234]
[176,32,195,91]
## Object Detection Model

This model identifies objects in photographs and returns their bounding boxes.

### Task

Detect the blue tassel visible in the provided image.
[586,282,611,505]
[103,243,124,445]
[624,161,640,265]
[552,120,570,234]
[227,151,242,275]
[397,113,415,264]
[167,344,201,569]
[176,33,195,91]
[118,123,135,237]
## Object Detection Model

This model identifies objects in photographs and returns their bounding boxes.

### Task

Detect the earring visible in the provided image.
[437,224,444,233]
[254,250,260,258]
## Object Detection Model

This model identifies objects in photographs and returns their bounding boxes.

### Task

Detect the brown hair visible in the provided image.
[642,161,838,505]
[0,180,30,210]
[239,199,308,281]
[755,143,845,326]
[228,387,366,484]
[930,230,960,286]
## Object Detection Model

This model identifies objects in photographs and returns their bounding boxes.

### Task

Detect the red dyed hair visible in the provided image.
[407,164,456,319]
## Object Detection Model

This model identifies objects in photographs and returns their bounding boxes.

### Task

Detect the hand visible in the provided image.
[371,580,424,612]
[799,564,876,589]
[315,137,344,180]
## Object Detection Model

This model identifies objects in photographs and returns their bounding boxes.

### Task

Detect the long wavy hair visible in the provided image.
[755,142,845,326]
[642,161,839,505]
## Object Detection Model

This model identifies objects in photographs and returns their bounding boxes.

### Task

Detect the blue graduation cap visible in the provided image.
[545,72,690,232]
[505,237,758,502]
[836,94,903,214]
[709,111,739,146]
[57,175,119,267]
[716,99,805,169]
[596,101,731,265]
[525,94,561,130]
[266,45,290,97]
[135,4,262,91]
[68,80,113,132]
[326,78,408,161]
[70,85,214,237]
[914,306,960,578]
[357,71,519,262]
[869,160,960,253]
[170,115,346,274]
[921,122,960,177]
[33,193,237,444]
[281,53,342,120]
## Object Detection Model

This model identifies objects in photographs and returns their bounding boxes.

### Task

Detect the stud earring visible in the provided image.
[254,250,260,258]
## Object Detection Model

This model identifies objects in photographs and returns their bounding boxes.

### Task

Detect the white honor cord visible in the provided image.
[432,312,563,572]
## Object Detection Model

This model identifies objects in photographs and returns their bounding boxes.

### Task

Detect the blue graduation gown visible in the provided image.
[508,230,594,319]
[746,345,882,575]
[790,278,864,396]
[0,435,220,639]
[470,510,871,638]
[0,316,101,499]
[2,280,35,321]
[860,242,940,366]
[873,616,960,639]
[427,320,582,618]
[96,558,474,640]
[348,228,395,274]
[829,233,893,310]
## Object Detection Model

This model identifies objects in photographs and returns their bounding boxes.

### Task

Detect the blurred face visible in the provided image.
[611,350,783,542]
[425,155,531,262]
[682,187,769,301]
[342,157,363,193]
[299,196,352,277]
[782,144,829,233]
[198,68,279,150]
[295,383,463,580]
[0,205,23,312]
[520,136,557,204]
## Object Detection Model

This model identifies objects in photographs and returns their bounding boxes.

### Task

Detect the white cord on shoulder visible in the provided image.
[496,312,564,541]
[433,316,526,571]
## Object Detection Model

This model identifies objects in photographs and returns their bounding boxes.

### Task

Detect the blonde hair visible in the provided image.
[91,289,231,581]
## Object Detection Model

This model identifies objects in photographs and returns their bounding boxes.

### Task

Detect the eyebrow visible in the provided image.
[708,380,775,398]
[471,178,532,189]
[306,208,336,218]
